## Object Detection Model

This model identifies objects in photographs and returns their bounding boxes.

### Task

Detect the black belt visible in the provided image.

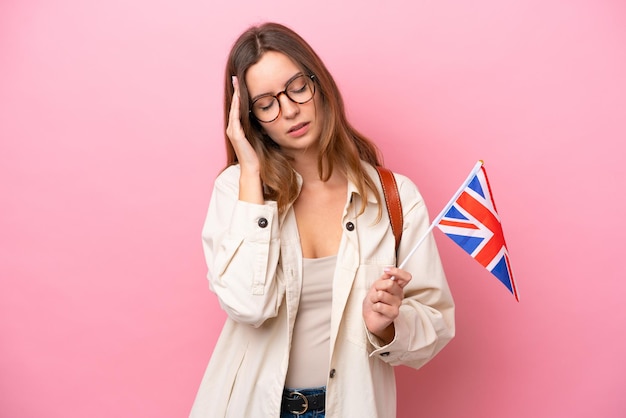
[281,390,326,415]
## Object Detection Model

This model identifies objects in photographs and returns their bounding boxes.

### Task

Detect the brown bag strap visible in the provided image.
[375,166,403,254]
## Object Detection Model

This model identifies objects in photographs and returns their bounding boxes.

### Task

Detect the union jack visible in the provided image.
[436,162,519,300]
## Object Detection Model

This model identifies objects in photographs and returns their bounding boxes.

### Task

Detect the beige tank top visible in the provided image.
[285,255,336,388]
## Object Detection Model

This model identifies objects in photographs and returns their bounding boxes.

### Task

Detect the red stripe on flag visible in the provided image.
[438,219,480,229]
[456,191,505,267]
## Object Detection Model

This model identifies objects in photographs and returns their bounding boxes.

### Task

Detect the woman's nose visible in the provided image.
[278,94,299,119]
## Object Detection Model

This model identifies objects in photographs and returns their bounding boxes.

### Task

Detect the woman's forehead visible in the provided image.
[245,51,301,96]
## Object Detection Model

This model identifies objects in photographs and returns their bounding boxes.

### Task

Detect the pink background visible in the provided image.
[2,0,625,417]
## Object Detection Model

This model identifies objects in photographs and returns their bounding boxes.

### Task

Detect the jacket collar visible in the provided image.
[347,162,380,204]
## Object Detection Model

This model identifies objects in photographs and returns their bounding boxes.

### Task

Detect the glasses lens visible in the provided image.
[286,75,314,104]
[252,96,279,123]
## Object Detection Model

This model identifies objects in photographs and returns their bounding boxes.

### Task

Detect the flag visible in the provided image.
[436,161,519,301]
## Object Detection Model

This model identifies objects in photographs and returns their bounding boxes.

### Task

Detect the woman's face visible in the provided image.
[245,51,323,155]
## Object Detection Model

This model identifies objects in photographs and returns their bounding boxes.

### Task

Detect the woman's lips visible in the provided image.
[287,122,310,137]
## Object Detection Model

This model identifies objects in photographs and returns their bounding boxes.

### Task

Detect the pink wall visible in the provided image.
[2,1,625,417]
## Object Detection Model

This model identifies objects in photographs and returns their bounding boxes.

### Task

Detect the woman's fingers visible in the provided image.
[362,278,402,338]
[226,76,243,141]
[383,267,412,289]
[372,280,402,302]
[369,289,401,311]
[226,76,260,171]
[370,300,400,318]
[363,267,411,322]
[363,267,414,338]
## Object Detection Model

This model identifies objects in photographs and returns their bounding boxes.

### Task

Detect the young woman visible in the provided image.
[190,22,455,418]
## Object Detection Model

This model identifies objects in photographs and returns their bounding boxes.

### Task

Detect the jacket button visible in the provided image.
[380,352,390,357]
[258,217,268,228]
[329,369,336,378]
[345,222,354,231]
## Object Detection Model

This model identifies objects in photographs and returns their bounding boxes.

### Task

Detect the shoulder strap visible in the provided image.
[375,166,403,254]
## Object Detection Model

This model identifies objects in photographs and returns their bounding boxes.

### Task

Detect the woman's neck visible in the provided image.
[287,144,347,187]
[289,149,321,181]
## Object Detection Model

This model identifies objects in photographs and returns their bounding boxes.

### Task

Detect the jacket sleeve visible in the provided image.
[367,173,455,369]
[202,165,285,327]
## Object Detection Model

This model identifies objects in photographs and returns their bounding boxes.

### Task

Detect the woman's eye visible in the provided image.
[289,83,307,94]
[255,98,275,112]
[262,102,275,112]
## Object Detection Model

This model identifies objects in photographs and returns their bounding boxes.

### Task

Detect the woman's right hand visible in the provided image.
[227,76,261,173]
[227,76,264,204]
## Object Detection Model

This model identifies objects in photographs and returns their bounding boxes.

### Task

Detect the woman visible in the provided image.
[190,22,455,418]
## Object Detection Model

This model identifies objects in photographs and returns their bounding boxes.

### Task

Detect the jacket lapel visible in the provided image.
[328,190,360,354]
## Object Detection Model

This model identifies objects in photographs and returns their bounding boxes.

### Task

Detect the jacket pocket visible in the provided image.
[342,263,388,348]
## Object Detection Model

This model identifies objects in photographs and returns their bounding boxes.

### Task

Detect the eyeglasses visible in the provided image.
[249,74,316,123]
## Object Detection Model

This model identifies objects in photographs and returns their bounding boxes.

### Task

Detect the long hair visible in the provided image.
[224,22,383,216]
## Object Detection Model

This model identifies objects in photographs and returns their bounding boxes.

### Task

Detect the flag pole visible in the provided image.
[397,160,484,269]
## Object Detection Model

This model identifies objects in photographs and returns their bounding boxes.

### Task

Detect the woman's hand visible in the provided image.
[362,267,412,344]
[227,76,263,203]
[227,76,261,171]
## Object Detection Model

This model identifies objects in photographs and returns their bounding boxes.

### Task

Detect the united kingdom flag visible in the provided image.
[436,163,519,301]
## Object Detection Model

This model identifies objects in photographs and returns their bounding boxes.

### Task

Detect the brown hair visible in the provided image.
[224,22,382,215]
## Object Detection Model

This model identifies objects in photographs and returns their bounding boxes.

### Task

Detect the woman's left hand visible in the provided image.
[362,267,412,344]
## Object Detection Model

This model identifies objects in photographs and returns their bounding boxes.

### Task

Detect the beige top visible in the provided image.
[190,163,455,418]
[285,255,337,388]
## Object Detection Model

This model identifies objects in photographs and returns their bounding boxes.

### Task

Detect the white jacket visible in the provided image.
[190,162,455,418]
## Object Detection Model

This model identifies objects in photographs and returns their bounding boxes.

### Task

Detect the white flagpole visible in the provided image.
[397,160,484,270]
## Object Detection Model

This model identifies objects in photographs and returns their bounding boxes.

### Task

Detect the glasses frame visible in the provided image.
[249,74,316,123]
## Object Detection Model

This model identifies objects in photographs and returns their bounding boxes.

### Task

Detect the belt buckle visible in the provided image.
[288,391,309,415]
